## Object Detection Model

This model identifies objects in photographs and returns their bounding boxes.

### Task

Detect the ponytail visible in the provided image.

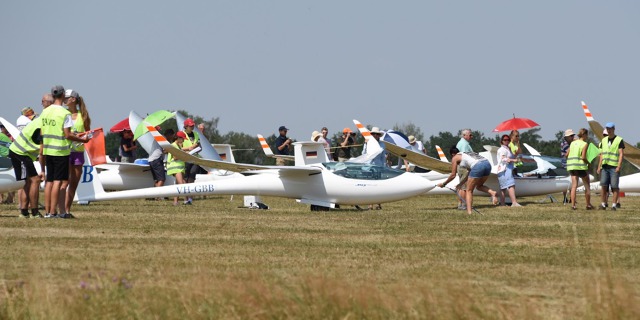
[78,96,91,131]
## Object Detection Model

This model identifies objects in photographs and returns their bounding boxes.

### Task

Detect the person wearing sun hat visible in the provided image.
[597,122,625,210]
[16,107,37,131]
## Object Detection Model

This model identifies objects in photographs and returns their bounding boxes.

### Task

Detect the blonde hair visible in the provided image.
[77,96,91,131]
[509,130,520,139]
[577,128,588,139]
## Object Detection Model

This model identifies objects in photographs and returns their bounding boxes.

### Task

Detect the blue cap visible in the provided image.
[605,122,615,128]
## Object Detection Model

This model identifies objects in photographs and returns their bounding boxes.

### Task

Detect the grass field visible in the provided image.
[1,192,639,319]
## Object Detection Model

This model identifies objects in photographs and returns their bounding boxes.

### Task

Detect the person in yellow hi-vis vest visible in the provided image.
[180,118,201,205]
[597,122,625,211]
[61,89,92,216]
[566,128,594,210]
[167,131,187,206]
[508,130,523,176]
[9,119,45,218]
[41,85,91,219]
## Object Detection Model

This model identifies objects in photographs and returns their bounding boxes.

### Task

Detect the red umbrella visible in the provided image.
[492,115,540,132]
[109,118,131,133]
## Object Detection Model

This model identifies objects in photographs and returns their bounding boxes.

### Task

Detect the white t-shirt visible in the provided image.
[459,152,485,169]
[16,115,32,131]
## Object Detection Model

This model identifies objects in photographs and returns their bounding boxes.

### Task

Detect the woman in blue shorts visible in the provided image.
[437,147,498,214]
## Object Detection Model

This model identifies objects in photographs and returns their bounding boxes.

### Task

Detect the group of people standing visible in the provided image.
[9,85,92,218]
[564,123,625,210]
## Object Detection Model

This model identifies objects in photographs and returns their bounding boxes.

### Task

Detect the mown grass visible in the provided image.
[1,193,639,319]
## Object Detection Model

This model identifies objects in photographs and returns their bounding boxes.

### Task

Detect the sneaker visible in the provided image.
[511,203,522,207]
[611,205,617,211]
[18,213,30,219]
[457,204,467,210]
[59,213,76,219]
[183,200,192,205]
[598,204,607,210]
[44,213,60,218]
[616,203,621,208]
[30,213,43,218]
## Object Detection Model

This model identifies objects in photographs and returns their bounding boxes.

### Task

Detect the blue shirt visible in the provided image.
[274,135,289,155]
[456,138,472,153]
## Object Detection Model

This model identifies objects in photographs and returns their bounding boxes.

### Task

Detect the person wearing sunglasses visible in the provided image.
[496,134,521,207]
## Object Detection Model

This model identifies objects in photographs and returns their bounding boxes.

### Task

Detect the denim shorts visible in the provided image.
[469,160,491,178]
[600,166,620,189]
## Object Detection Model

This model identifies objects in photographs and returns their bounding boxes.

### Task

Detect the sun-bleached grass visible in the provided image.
[1,193,639,319]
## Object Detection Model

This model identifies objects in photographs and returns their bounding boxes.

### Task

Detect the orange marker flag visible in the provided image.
[84,128,107,165]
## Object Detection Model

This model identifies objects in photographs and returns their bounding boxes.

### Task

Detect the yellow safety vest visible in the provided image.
[600,136,623,167]
[71,113,86,152]
[509,142,522,167]
[9,120,42,161]
[566,139,587,171]
[167,142,185,175]
[41,105,71,156]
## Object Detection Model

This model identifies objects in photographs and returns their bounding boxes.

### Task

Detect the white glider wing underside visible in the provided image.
[385,142,452,174]
[164,146,321,176]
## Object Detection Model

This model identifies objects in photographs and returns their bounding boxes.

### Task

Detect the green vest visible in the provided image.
[9,120,41,160]
[0,133,10,157]
[167,142,185,175]
[509,142,523,167]
[71,113,86,152]
[600,136,623,167]
[182,130,200,158]
[566,139,587,171]
[41,105,71,156]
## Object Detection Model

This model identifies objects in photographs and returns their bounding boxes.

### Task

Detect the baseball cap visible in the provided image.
[65,89,79,99]
[564,129,575,137]
[184,118,195,127]
[343,127,353,134]
[176,131,187,139]
[279,125,289,131]
[605,122,615,128]
[51,85,65,97]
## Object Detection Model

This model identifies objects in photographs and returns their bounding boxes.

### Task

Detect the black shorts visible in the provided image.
[184,163,201,181]
[9,150,38,181]
[45,155,70,182]
[149,158,166,182]
[569,170,588,178]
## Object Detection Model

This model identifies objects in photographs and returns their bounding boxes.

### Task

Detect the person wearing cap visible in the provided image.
[363,127,387,210]
[40,85,90,219]
[455,129,473,210]
[9,118,45,217]
[274,125,292,166]
[560,129,575,203]
[337,127,356,162]
[16,107,37,131]
[167,130,187,205]
[597,122,625,210]
[566,128,594,210]
[179,118,202,204]
[61,89,92,215]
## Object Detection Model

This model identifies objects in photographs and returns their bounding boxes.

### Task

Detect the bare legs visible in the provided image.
[465,176,497,215]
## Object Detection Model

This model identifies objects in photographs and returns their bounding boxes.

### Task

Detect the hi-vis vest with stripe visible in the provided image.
[600,136,623,167]
[566,139,587,171]
[41,105,71,156]
[167,142,185,175]
[9,120,41,160]
[71,114,85,152]
[182,130,200,158]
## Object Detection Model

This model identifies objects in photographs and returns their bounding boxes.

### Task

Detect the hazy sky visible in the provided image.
[2,0,638,145]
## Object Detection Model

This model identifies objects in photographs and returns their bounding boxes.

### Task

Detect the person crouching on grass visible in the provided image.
[437,147,498,215]
[566,128,594,210]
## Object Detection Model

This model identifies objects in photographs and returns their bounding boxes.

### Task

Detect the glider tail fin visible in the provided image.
[75,151,106,203]
[147,125,172,148]
[353,119,373,141]
[257,134,275,157]
[581,101,595,122]
[435,145,449,162]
